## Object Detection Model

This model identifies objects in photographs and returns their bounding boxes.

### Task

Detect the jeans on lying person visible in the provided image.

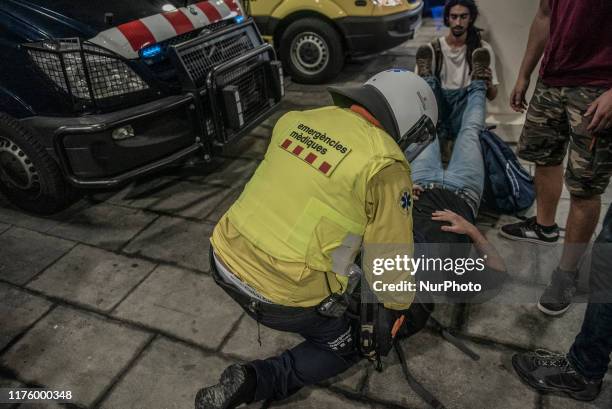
[410,78,487,203]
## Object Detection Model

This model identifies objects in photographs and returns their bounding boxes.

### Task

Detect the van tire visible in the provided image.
[0,113,75,214]
[280,18,344,84]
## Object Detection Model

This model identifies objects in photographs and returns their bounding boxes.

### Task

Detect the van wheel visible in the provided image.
[0,113,74,214]
[280,18,344,84]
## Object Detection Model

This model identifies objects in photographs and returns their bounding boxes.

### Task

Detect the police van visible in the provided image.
[248,0,423,83]
[0,0,283,214]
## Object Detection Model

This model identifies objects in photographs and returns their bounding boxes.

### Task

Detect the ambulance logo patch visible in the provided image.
[399,191,412,214]
[279,123,351,177]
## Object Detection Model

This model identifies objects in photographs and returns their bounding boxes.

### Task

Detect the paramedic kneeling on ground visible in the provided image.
[195,70,438,409]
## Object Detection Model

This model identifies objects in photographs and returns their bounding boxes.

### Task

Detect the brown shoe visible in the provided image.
[471,47,491,82]
[416,45,433,77]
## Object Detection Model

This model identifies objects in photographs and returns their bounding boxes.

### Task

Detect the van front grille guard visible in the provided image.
[170,20,261,89]
[24,39,153,112]
[171,38,283,149]
[205,45,283,146]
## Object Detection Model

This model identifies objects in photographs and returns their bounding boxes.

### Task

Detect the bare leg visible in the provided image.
[534,164,564,226]
[559,194,601,271]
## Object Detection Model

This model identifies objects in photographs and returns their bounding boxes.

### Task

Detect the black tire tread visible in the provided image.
[0,112,73,214]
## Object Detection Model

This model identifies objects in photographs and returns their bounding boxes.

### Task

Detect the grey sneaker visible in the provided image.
[538,268,578,316]
[471,47,491,82]
[416,45,433,77]
[195,364,256,409]
[513,350,602,401]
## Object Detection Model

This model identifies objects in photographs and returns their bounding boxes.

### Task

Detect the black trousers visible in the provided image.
[568,204,612,380]
[210,257,360,401]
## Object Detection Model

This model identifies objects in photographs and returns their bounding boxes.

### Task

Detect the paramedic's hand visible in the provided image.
[413,184,424,201]
[585,88,612,133]
[510,77,530,113]
[431,209,477,236]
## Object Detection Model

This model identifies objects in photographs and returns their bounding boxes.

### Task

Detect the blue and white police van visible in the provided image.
[0,0,283,214]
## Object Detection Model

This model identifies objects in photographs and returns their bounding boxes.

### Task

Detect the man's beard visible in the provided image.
[451,26,466,37]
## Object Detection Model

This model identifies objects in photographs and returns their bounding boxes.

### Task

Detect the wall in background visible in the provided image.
[477,0,541,141]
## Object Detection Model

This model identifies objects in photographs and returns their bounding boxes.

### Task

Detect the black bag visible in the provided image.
[359,291,434,370]
[358,232,434,368]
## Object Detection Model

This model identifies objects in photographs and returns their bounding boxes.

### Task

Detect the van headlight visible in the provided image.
[25,39,149,103]
[373,0,404,6]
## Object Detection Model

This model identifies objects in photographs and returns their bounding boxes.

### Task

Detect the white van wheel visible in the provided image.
[280,18,344,84]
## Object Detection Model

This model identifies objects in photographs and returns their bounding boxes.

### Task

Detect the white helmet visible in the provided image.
[328,69,438,160]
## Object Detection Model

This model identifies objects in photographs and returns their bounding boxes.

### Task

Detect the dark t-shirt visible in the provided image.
[540,0,612,88]
[413,188,505,302]
[413,188,474,244]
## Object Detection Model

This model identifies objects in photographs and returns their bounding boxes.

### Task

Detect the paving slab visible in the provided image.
[465,282,587,351]
[92,176,181,206]
[366,331,538,409]
[261,108,291,128]
[204,186,243,224]
[122,216,214,272]
[99,337,233,409]
[283,91,332,108]
[430,302,459,329]
[0,200,89,234]
[0,222,9,234]
[0,227,74,285]
[221,314,302,361]
[27,245,156,312]
[178,158,259,188]
[250,125,273,139]
[0,376,22,409]
[483,228,542,284]
[17,402,64,409]
[267,388,372,408]
[326,360,370,394]
[602,186,612,205]
[50,203,157,251]
[542,374,612,409]
[0,283,53,351]
[113,265,243,349]
[0,376,22,388]
[124,181,233,220]
[1,307,150,407]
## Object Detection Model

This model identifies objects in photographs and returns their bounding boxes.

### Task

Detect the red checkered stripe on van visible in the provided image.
[89,0,243,59]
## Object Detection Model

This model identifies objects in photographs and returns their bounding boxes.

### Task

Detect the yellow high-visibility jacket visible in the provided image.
[212,107,415,308]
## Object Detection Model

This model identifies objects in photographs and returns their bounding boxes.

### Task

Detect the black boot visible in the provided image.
[513,350,602,401]
[195,364,257,409]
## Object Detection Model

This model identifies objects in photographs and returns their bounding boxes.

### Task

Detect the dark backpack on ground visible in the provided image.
[480,127,535,214]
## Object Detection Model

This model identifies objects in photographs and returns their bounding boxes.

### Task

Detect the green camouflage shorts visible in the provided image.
[518,79,612,197]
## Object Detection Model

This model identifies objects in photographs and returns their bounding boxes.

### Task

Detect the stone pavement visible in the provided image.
[1,20,611,409]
